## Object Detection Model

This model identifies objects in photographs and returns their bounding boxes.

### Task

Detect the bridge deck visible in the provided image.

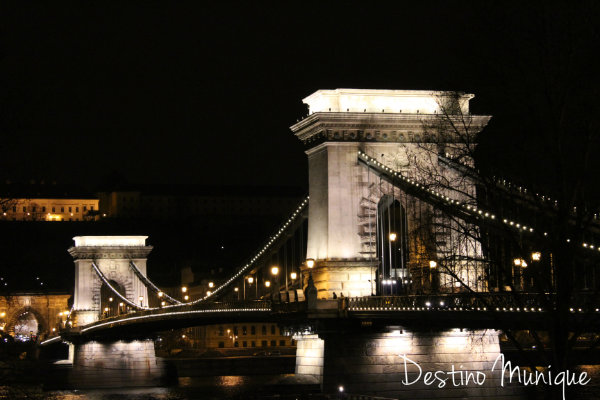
[47,293,600,343]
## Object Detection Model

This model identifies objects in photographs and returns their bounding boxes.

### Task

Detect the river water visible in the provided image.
[1,375,321,400]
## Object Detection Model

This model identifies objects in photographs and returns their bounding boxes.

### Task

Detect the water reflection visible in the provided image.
[1,375,297,400]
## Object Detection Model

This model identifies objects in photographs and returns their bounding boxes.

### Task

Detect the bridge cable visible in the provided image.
[357,151,536,236]
[186,195,309,304]
[129,260,182,305]
[91,261,146,310]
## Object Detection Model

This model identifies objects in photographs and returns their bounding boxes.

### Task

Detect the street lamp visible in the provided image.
[389,232,397,241]
[206,291,211,296]
[265,280,271,288]
[208,282,214,288]
[234,287,239,300]
[184,295,189,301]
[139,296,144,307]
[271,266,279,291]
[306,258,315,269]
[246,276,255,300]
[531,252,541,261]
[158,291,164,298]
[181,286,188,302]
[429,261,437,292]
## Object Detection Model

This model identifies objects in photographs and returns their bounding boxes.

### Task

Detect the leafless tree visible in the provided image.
[402,87,600,398]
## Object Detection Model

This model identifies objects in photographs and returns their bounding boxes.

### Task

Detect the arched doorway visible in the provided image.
[377,195,408,295]
[12,309,41,342]
[100,280,128,318]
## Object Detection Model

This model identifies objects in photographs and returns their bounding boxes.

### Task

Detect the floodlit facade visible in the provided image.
[0,197,99,221]
[184,323,294,350]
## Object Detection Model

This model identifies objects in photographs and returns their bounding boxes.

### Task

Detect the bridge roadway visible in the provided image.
[55,292,600,342]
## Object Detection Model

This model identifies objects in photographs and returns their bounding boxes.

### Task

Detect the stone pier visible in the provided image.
[293,334,325,384]
[295,328,522,399]
[69,339,164,388]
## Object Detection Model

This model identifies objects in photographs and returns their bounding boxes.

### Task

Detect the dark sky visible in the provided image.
[1,2,599,192]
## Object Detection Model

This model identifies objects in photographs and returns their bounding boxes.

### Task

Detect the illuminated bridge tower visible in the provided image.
[69,236,152,326]
[289,90,520,398]
[290,89,491,298]
[67,236,162,388]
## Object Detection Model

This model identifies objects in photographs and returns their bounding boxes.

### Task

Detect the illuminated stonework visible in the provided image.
[69,236,152,325]
[290,89,491,297]
[73,235,148,247]
[319,328,520,398]
[303,88,473,115]
[69,340,164,388]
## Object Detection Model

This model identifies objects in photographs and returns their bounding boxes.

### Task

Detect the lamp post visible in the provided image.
[290,272,297,289]
[234,286,239,300]
[271,266,279,292]
[389,233,396,295]
[429,260,437,292]
[181,286,187,302]
[139,296,144,307]
[306,258,315,284]
[247,276,254,299]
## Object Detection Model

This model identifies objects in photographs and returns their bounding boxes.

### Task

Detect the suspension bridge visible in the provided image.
[40,89,600,399]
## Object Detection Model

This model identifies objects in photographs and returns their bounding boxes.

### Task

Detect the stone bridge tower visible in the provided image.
[290,89,491,298]
[68,236,152,326]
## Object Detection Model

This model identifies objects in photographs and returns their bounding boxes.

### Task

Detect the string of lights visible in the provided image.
[80,307,271,334]
[357,151,600,254]
[442,153,600,221]
[91,261,146,310]
[129,261,182,305]
[186,196,309,304]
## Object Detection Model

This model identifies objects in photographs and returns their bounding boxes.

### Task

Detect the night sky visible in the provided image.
[1,2,599,194]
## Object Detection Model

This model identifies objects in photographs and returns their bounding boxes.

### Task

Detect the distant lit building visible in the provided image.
[0,183,99,221]
[183,323,294,350]
[98,185,303,220]
[1,198,99,221]
[0,292,70,341]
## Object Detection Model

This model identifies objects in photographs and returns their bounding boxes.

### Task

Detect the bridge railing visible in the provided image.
[87,300,272,326]
[345,292,598,312]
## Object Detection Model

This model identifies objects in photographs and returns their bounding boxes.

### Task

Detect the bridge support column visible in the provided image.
[69,339,164,388]
[319,329,522,399]
[304,261,377,299]
[293,334,325,384]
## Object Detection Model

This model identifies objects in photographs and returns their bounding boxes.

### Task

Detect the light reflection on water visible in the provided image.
[1,375,294,400]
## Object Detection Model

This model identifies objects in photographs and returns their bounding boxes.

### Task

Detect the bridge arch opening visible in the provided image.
[377,195,408,295]
[100,279,127,317]
[8,306,47,342]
